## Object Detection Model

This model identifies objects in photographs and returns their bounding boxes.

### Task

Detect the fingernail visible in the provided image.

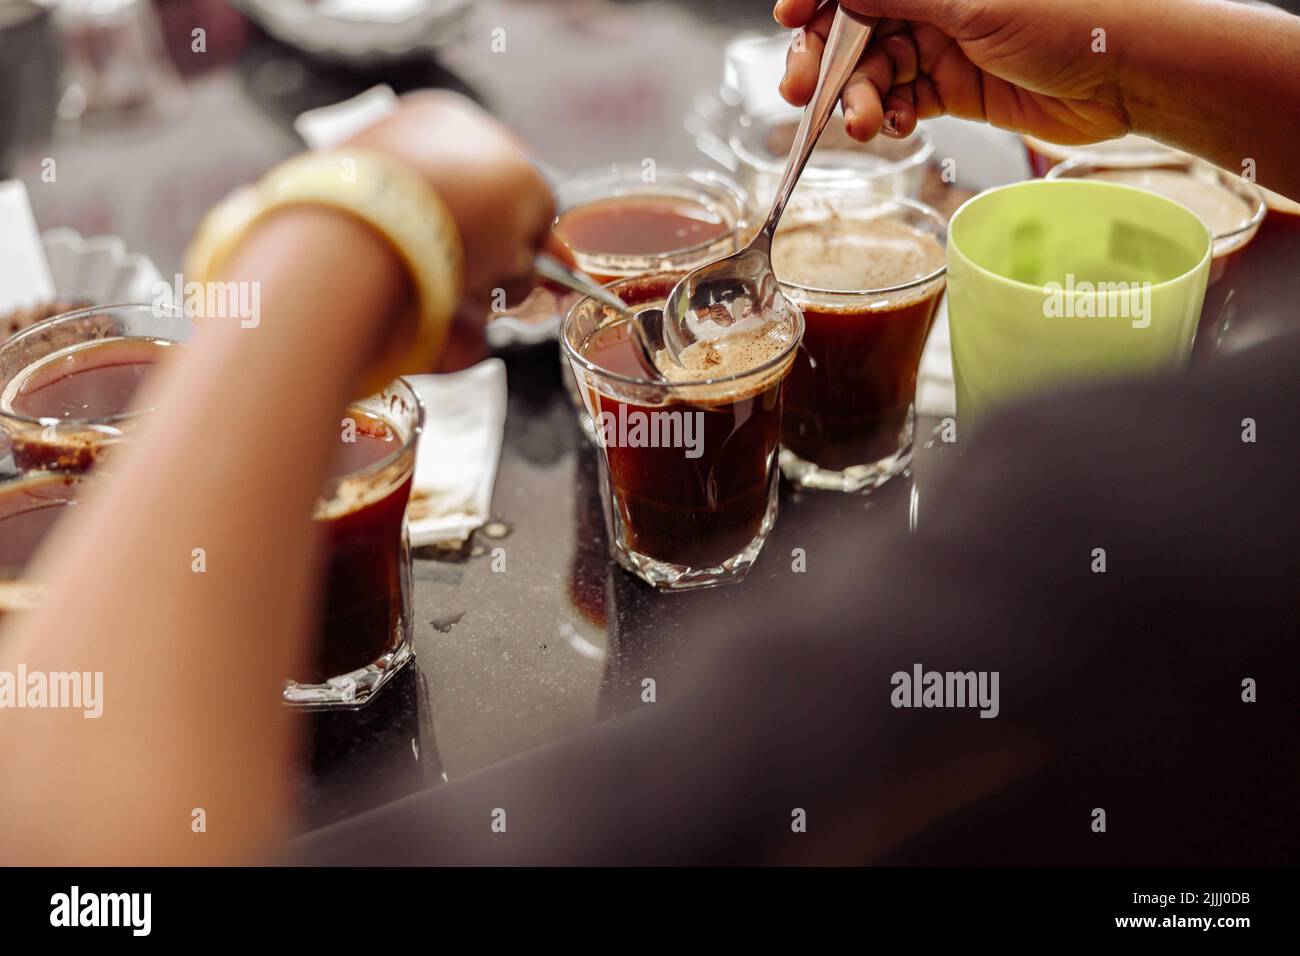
[882,111,902,136]
[844,108,858,133]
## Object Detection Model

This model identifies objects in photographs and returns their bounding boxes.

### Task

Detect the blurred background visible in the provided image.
[4,0,1294,275]
[2,0,1296,830]
[0,0,780,275]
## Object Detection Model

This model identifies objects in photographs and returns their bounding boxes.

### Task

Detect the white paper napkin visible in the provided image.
[917,298,956,418]
[405,360,508,547]
[294,85,400,149]
[0,180,56,314]
[913,119,1032,419]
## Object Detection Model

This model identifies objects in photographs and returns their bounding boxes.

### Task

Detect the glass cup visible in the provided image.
[774,197,948,493]
[554,164,748,283]
[0,470,83,621]
[293,378,423,708]
[685,31,932,215]
[553,165,749,441]
[0,303,192,473]
[1021,132,1180,178]
[1048,158,1265,357]
[946,180,1213,426]
[0,303,183,625]
[708,106,934,221]
[562,272,802,591]
[53,0,184,127]
[1228,187,1300,351]
[494,166,747,352]
[0,304,424,708]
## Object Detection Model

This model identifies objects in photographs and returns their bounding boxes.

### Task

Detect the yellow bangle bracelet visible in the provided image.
[183,148,464,397]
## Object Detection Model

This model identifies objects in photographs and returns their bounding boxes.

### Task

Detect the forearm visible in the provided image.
[0,206,412,864]
[1119,0,1300,196]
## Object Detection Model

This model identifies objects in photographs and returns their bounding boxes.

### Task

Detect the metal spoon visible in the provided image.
[534,253,666,380]
[661,7,878,360]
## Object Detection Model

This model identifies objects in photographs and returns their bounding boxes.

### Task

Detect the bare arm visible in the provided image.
[1118,0,1300,192]
[0,207,412,864]
[0,92,555,864]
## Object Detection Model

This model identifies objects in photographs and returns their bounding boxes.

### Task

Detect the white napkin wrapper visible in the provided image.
[0,180,56,314]
[917,299,955,418]
[405,360,508,547]
[42,228,167,305]
[294,85,400,149]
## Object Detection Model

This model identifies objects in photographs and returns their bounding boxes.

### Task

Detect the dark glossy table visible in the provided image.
[6,0,1296,834]
[298,338,955,829]
[2,0,936,833]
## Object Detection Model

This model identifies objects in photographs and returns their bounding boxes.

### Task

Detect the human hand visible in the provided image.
[345,90,557,304]
[775,0,1133,146]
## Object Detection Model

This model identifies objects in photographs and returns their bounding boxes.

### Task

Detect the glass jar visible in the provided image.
[1021,132,1182,178]
[554,164,749,282]
[1048,157,1265,356]
[0,303,424,708]
[691,96,934,221]
[774,196,948,493]
[554,165,749,438]
[562,271,801,591]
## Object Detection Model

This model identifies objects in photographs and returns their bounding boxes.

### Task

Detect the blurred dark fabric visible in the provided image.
[296,333,1299,866]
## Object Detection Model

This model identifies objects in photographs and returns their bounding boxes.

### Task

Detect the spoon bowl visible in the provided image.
[661,246,792,360]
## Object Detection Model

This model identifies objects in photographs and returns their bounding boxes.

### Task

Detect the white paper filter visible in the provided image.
[0,180,56,313]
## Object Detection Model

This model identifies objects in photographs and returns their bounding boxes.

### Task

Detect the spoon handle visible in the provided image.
[534,253,629,313]
[535,253,666,379]
[755,7,878,250]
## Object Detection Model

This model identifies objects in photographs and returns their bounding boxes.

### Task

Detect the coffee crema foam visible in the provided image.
[313,450,413,522]
[656,318,796,399]
[585,294,796,404]
[1089,168,1255,237]
[771,217,945,295]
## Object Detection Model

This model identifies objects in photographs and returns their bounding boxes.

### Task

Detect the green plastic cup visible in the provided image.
[947,179,1212,425]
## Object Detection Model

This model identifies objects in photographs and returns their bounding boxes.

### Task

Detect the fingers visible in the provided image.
[780,2,836,106]
[773,0,820,28]
[775,0,959,30]
[882,84,918,137]
[493,188,561,306]
[843,63,916,140]
[911,74,943,119]
[783,6,893,108]
[841,50,891,139]
[881,29,918,84]
[495,271,540,307]
[779,21,823,106]
[779,9,929,142]
[542,230,577,270]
